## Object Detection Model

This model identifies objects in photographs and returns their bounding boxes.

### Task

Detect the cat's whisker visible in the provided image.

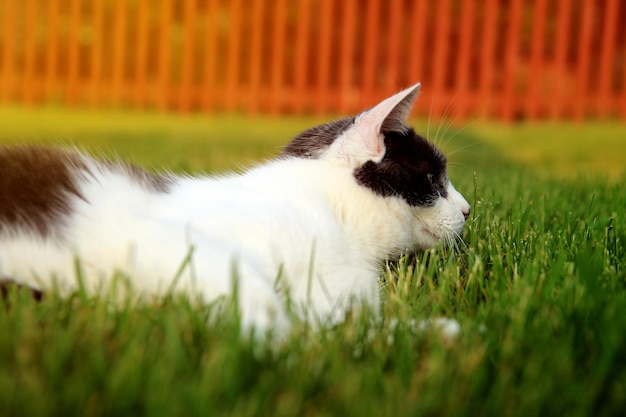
[452,229,469,253]
[440,111,461,151]
[440,224,468,255]
[445,143,478,159]
[441,120,478,153]
[433,95,458,149]
[446,161,470,173]
[427,96,435,142]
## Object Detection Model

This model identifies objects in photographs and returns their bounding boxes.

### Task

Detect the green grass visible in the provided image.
[1,106,625,416]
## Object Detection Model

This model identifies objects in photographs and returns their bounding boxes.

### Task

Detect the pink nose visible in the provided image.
[462,207,470,220]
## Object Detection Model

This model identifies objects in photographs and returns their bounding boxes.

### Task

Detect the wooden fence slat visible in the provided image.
[385,0,402,92]
[224,0,242,111]
[623,1,626,119]
[293,0,311,113]
[248,0,264,114]
[202,0,218,111]
[0,0,15,102]
[408,0,427,115]
[90,0,104,107]
[598,0,619,119]
[314,0,333,115]
[527,0,548,120]
[339,0,356,114]
[270,0,287,114]
[112,0,128,106]
[22,0,37,104]
[455,0,475,120]
[574,1,594,120]
[432,0,452,120]
[157,0,173,111]
[360,0,380,108]
[45,0,60,100]
[501,0,523,122]
[180,0,197,112]
[478,0,497,119]
[133,0,149,108]
[551,0,572,120]
[67,0,81,105]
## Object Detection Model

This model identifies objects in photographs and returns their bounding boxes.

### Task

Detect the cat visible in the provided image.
[0,83,470,336]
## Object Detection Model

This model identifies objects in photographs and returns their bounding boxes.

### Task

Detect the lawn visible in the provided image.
[0,106,625,417]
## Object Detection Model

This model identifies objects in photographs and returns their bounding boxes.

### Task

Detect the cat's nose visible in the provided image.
[462,207,470,220]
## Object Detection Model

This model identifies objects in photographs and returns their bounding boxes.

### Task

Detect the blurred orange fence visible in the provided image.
[1,0,625,122]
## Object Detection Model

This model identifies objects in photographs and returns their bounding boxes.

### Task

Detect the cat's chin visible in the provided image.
[417,227,444,248]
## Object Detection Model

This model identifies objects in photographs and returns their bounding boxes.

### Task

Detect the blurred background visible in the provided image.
[0,0,625,177]
[1,0,625,121]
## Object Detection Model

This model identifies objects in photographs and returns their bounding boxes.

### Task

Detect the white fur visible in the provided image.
[0,84,470,335]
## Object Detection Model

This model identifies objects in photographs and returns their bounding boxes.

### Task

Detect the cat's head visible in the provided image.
[282,83,470,251]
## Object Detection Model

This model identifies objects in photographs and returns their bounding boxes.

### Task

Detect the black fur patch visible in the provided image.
[281,116,355,159]
[354,128,448,207]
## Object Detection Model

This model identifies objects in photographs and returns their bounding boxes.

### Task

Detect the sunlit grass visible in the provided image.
[465,121,626,181]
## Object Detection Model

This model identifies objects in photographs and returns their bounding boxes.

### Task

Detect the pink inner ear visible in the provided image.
[352,117,385,158]
[352,83,419,158]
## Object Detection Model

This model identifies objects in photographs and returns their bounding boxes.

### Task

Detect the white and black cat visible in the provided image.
[0,83,470,334]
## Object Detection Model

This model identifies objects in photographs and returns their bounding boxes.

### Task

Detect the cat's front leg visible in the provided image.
[182,249,292,338]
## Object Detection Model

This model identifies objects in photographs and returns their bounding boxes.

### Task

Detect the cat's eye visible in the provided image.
[426,173,435,183]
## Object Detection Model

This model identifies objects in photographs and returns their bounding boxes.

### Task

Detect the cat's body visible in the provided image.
[0,84,470,334]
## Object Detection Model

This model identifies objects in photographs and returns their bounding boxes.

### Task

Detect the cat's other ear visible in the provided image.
[327,83,420,167]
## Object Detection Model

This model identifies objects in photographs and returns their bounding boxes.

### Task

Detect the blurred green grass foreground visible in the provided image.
[0,105,625,417]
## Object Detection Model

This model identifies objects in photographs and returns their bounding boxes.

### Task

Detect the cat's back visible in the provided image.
[0,145,174,236]
[0,146,357,288]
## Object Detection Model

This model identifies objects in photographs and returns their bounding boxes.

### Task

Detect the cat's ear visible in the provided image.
[327,83,420,167]
[357,82,420,136]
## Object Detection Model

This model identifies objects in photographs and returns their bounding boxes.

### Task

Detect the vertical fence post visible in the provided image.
[501,0,523,122]
[202,0,218,112]
[45,0,60,101]
[339,0,356,114]
[112,0,128,106]
[134,0,149,108]
[248,0,264,114]
[224,0,242,112]
[408,0,427,116]
[598,0,619,119]
[478,0,497,119]
[551,0,571,120]
[385,0,402,93]
[527,0,548,120]
[456,0,475,120]
[67,0,81,105]
[180,0,198,112]
[315,0,333,115]
[270,0,288,114]
[22,0,37,105]
[432,0,452,120]
[574,1,594,121]
[157,0,173,111]
[1,0,15,103]
[361,0,380,109]
[294,0,311,113]
[90,0,104,107]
